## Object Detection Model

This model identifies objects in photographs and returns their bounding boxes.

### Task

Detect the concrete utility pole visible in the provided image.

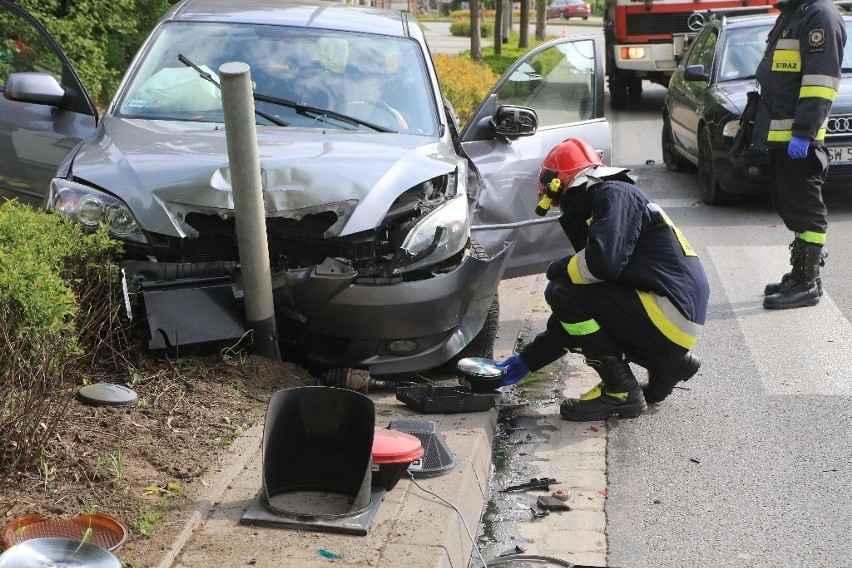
[218,62,281,362]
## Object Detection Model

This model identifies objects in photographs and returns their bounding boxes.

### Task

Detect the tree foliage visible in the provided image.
[15,0,178,106]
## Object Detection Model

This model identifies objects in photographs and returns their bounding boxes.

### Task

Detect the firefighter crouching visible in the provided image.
[751,0,846,309]
[496,138,710,421]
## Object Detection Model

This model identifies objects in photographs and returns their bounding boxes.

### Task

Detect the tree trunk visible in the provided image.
[518,0,529,48]
[470,0,482,61]
[494,0,503,55]
[535,0,546,41]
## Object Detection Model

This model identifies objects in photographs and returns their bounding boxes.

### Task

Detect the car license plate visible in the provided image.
[828,146,852,164]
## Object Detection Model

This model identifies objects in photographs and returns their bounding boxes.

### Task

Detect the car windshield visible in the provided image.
[720,20,852,81]
[718,24,771,82]
[115,21,437,135]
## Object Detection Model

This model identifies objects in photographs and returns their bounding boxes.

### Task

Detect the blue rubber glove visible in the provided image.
[496,354,530,386]
[546,255,573,281]
[788,136,810,160]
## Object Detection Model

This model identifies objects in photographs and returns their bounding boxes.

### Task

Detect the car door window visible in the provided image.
[0,6,62,88]
[494,39,596,126]
[684,27,718,77]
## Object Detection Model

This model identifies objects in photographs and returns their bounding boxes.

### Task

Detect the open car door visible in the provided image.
[0,0,97,206]
[463,35,611,280]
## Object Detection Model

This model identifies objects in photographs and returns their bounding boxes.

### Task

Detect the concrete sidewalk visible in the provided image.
[152,275,606,568]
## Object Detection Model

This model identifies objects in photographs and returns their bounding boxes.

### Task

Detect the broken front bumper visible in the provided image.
[271,242,513,377]
[126,242,513,378]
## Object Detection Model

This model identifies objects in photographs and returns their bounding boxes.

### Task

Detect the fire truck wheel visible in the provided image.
[628,78,643,96]
[609,78,628,110]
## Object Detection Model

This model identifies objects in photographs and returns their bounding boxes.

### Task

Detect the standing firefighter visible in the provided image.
[496,139,710,421]
[752,0,846,309]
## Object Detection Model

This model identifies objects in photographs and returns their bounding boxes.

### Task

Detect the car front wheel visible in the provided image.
[662,114,689,172]
[698,128,734,205]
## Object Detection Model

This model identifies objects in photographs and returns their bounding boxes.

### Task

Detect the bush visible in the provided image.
[433,54,498,127]
[0,201,125,482]
[449,19,494,38]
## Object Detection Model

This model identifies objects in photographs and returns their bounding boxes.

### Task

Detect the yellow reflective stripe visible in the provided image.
[772,49,801,72]
[796,231,826,245]
[579,383,603,401]
[800,85,837,101]
[636,291,699,350]
[560,318,601,336]
[815,127,827,141]
[767,129,793,142]
[647,203,697,257]
[568,249,602,284]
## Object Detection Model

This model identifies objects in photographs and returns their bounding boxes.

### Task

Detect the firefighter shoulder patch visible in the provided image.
[809,28,826,48]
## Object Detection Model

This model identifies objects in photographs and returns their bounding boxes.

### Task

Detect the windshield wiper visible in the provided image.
[177,54,289,127]
[178,54,392,132]
[251,93,393,133]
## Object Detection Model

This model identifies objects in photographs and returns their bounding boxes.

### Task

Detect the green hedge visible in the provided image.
[449,19,495,38]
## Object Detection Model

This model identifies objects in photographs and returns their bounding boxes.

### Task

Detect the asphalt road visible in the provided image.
[606,83,852,568]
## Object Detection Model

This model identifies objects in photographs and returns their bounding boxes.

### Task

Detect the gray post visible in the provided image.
[218,62,280,361]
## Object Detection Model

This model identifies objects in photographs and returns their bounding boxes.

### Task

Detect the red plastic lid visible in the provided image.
[372,428,424,464]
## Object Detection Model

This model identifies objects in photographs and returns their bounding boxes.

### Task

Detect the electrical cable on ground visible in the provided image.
[406,472,489,567]
[406,472,586,568]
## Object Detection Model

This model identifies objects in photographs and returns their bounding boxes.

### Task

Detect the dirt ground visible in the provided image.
[0,352,315,567]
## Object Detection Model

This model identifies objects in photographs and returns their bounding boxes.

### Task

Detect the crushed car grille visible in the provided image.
[160,212,380,269]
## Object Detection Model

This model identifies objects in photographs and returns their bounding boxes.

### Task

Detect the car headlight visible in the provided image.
[49,179,148,244]
[722,119,741,138]
[396,193,470,274]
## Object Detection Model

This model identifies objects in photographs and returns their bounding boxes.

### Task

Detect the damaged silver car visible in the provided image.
[0,0,611,378]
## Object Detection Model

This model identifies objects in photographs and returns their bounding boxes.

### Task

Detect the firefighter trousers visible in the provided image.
[769,146,829,236]
[541,279,688,363]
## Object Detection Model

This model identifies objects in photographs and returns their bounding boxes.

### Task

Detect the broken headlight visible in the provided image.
[49,179,148,244]
[396,193,470,274]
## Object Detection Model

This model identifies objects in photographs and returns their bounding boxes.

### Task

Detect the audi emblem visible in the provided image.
[687,13,705,32]
[827,115,852,135]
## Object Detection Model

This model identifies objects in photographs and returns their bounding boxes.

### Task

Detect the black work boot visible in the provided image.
[560,356,647,421]
[764,240,826,297]
[626,350,701,404]
[764,243,823,310]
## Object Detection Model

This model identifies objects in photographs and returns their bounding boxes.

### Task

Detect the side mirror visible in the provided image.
[4,72,65,106]
[683,64,710,83]
[491,106,538,138]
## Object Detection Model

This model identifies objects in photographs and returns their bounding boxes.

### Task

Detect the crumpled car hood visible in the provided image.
[70,117,459,238]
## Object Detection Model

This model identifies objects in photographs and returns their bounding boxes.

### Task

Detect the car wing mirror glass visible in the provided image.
[4,72,65,106]
[683,64,709,82]
[491,105,538,138]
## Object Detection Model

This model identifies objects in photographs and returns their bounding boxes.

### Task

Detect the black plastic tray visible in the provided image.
[395,385,497,414]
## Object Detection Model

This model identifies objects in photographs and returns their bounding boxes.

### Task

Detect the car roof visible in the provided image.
[164,0,414,38]
[720,8,852,29]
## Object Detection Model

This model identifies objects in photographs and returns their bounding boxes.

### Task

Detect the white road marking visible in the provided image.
[708,245,852,396]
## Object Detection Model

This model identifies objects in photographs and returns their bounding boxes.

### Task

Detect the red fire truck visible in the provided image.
[604,0,776,109]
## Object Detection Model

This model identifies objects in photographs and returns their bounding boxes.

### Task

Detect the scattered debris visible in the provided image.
[500,477,559,493]
[317,548,345,560]
[529,507,549,519]
[552,488,571,501]
[690,458,701,464]
[536,495,571,511]
[498,545,527,557]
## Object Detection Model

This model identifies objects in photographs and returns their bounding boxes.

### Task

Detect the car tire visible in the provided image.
[698,128,734,205]
[662,114,689,172]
